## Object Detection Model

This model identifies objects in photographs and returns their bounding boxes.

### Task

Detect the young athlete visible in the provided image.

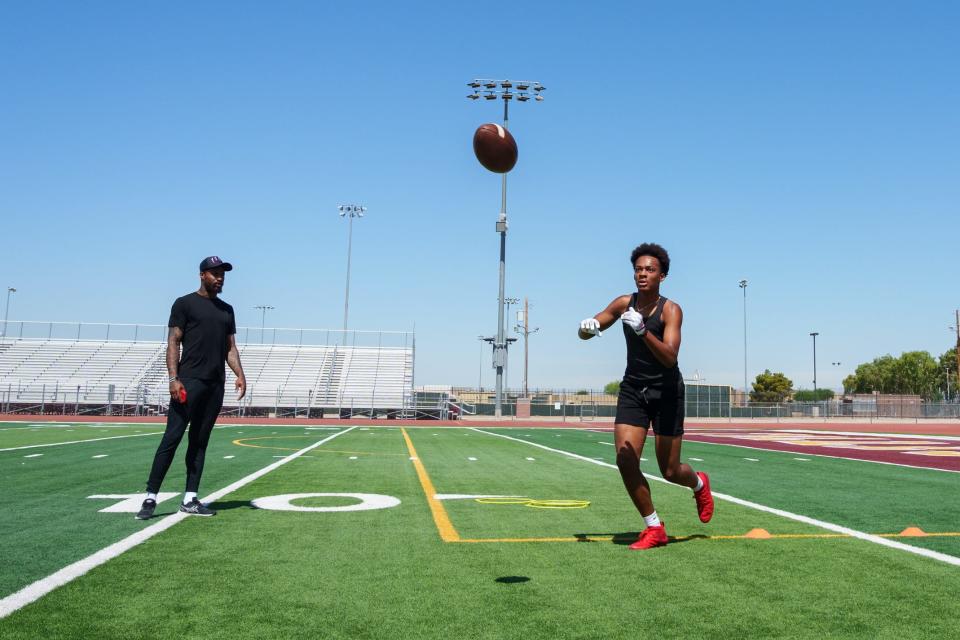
[578,243,713,549]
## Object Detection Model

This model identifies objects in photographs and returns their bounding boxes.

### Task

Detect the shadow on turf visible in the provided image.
[208,500,255,511]
[142,501,253,518]
[495,576,531,584]
[574,532,706,546]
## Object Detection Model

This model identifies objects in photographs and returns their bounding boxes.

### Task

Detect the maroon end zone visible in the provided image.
[684,428,960,472]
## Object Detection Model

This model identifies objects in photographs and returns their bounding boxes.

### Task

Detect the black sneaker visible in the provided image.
[179,498,216,517]
[135,499,157,520]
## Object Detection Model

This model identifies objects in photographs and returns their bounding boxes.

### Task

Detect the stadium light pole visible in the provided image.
[2,287,15,339]
[338,204,366,338]
[254,305,274,344]
[810,332,819,396]
[739,279,748,404]
[467,78,544,418]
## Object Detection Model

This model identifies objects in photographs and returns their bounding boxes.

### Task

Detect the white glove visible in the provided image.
[580,317,602,337]
[621,308,647,336]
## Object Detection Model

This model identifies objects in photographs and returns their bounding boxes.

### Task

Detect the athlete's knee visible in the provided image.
[616,445,640,472]
[660,463,682,483]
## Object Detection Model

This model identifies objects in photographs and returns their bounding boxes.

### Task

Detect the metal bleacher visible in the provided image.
[0,322,414,416]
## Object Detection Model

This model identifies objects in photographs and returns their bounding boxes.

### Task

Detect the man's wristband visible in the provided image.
[168,376,179,383]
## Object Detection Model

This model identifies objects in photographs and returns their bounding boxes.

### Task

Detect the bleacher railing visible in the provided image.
[0,321,413,348]
[0,321,416,417]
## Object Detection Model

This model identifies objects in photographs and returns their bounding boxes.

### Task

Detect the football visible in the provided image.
[473,123,518,173]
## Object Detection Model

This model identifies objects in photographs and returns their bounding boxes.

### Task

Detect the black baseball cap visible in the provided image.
[199,256,233,272]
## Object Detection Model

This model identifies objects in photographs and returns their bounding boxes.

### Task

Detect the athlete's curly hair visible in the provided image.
[629,243,670,275]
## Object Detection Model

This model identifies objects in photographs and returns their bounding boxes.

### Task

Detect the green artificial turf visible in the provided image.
[2,425,958,639]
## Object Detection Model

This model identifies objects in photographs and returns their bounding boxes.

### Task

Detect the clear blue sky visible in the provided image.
[1,2,957,391]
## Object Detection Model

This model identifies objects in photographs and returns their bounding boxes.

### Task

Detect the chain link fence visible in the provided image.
[451,386,960,420]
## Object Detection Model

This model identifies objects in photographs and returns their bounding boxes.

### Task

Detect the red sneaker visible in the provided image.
[694,471,714,523]
[629,524,668,550]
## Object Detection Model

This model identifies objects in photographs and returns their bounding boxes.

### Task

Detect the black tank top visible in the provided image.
[622,294,682,389]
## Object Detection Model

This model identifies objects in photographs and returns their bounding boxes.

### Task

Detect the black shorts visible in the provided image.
[615,378,685,436]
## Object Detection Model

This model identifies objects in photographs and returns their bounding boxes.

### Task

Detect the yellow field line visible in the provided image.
[459,537,595,543]
[400,428,460,542]
[453,532,960,544]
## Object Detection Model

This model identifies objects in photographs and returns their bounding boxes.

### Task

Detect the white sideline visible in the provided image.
[472,428,960,568]
[0,426,355,619]
[1,423,248,452]
[1,432,163,452]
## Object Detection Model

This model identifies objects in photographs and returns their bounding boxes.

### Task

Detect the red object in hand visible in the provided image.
[179,388,187,403]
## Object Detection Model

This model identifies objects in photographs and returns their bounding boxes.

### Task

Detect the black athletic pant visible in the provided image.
[146,377,225,494]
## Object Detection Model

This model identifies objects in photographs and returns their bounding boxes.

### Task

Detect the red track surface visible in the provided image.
[684,421,960,436]
[683,428,960,472]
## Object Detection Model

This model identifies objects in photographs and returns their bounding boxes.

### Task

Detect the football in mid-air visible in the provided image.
[473,123,518,173]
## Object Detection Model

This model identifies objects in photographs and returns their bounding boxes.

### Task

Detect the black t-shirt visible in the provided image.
[168,292,236,382]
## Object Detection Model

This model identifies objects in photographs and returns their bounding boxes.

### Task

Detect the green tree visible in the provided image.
[750,370,793,403]
[894,351,940,397]
[843,351,944,399]
[942,347,959,377]
[604,381,621,395]
[842,373,858,394]
[793,389,835,401]
[844,355,897,394]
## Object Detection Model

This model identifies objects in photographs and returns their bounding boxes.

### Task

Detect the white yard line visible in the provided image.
[0,423,251,452]
[1,423,153,431]
[472,428,960,568]
[0,426,355,619]
[0,432,163,452]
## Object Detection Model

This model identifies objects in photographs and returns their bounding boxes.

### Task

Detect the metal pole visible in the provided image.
[503,296,518,398]
[477,336,484,391]
[493,99,509,419]
[254,305,274,344]
[514,297,538,398]
[344,212,354,332]
[524,297,529,398]
[955,310,960,399]
[739,280,747,403]
[339,205,365,344]
[810,332,819,397]
[2,287,15,339]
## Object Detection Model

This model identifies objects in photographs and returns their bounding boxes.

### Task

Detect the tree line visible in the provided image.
[603,346,958,402]
[751,347,957,403]
[842,348,956,400]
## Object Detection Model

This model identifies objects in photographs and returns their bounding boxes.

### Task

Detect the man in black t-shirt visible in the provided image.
[136,256,247,519]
